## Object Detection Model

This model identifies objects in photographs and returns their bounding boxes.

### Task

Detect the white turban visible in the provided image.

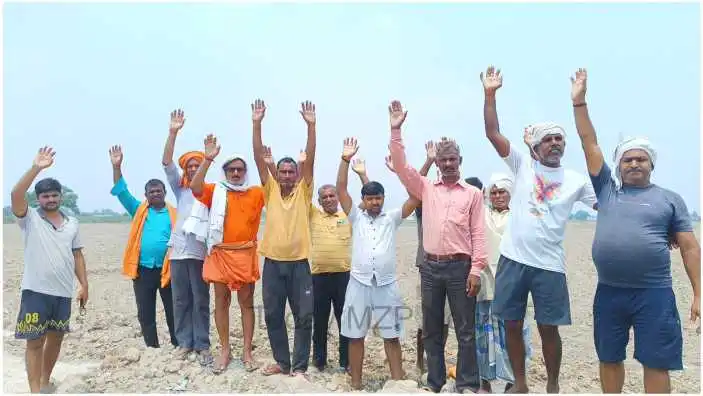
[485,172,513,203]
[612,136,657,186]
[525,122,566,148]
[220,154,251,191]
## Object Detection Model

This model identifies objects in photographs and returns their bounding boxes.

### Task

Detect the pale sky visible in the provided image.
[3,2,700,213]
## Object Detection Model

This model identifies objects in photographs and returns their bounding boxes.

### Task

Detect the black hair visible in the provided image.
[361,181,385,197]
[465,177,483,190]
[144,179,166,193]
[222,157,247,171]
[277,157,298,169]
[34,178,62,196]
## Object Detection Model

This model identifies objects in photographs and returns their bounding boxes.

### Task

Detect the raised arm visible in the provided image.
[251,99,269,185]
[401,196,421,219]
[11,147,56,218]
[109,145,140,217]
[299,101,317,184]
[261,145,277,180]
[480,66,511,158]
[296,149,307,182]
[162,109,186,166]
[388,100,426,200]
[336,137,359,215]
[418,140,436,177]
[570,68,605,176]
[351,158,371,185]
[190,134,220,196]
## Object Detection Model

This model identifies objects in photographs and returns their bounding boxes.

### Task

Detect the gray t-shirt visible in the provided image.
[18,207,83,298]
[591,163,693,288]
[164,162,207,261]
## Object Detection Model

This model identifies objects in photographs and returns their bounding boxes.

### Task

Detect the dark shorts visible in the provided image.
[15,289,72,340]
[593,283,683,370]
[492,255,571,326]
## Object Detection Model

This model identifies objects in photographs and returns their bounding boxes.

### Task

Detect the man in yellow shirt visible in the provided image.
[310,155,370,373]
[251,99,317,377]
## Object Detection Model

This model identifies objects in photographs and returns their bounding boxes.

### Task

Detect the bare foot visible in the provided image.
[546,381,559,394]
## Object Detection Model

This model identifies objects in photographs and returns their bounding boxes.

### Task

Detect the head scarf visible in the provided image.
[220,154,251,192]
[525,122,566,148]
[485,173,513,208]
[612,136,657,188]
[178,151,205,188]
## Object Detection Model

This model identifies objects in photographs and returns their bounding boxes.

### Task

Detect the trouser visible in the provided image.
[262,258,314,373]
[312,271,350,369]
[420,256,480,393]
[170,259,211,351]
[132,266,177,348]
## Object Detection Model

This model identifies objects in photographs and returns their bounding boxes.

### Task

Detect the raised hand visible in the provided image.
[388,100,408,129]
[33,146,56,170]
[109,145,123,168]
[262,145,274,165]
[425,140,436,161]
[252,99,266,122]
[384,154,396,174]
[298,149,307,164]
[169,109,186,133]
[352,158,366,175]
[570,68,587,103]
[300,101,316,125]
[480,65,503,95]
[342,137,359,161]
[204,134,221,160]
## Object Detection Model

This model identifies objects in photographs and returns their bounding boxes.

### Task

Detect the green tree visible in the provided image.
[25,186,80,215]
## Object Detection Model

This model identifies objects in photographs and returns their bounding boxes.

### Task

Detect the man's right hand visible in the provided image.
[204,134,221,160]
[342,137,359,162]
[351,158,366,175]
[252,99,266,123]
[425,140,436,161]
[262,145,274,165]
[570,68,587,104]
[34,146,56,170]
[480,65,503,95]
[109,145,123,168]
[384,154,396,174]
[169,109,186,134]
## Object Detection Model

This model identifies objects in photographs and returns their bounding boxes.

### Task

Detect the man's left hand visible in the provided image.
[691,297,700,323]
[77,285,88,308]
[466,274,481,297]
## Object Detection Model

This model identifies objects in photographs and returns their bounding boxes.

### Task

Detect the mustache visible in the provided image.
[626,168,643,173]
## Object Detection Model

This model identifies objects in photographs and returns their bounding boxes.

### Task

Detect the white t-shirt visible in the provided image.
[18,207,83,298]
[499,146,596,273]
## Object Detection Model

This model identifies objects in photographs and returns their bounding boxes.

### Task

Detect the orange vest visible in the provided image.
[121,202,177,288]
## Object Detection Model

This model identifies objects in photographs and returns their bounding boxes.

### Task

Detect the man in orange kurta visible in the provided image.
[189,136,265,374]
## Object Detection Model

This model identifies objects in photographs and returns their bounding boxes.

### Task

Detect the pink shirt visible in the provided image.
[390,129,488,277]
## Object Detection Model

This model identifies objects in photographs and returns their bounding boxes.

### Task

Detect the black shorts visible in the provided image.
[15,289,72,340]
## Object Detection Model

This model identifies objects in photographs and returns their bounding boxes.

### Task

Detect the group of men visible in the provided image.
[11,65,700,394]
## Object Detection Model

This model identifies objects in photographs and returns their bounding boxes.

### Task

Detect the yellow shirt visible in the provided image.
[258,177,314,261]
[310,205,351,274]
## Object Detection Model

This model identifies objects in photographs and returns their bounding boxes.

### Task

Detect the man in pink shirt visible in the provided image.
[388,100,488,393]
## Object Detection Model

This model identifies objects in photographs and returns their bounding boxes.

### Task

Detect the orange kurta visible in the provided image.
[121,202,177,288]
[194,183,265,290]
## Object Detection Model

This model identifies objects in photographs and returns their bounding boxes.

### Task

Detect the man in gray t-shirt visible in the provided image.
[572,69,700,393]
[161,109,212,365]
[11,147,89,393]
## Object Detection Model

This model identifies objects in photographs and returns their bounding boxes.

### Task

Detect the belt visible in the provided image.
[423,253,470,262]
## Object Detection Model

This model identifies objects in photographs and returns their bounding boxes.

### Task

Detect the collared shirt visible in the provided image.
[348,205,404,286]
[310,205,352,274]
[111,176,172,268]
[389,130,488,276]
[258,177,314,261]
[17,207,82,298]
[163,162,206,260]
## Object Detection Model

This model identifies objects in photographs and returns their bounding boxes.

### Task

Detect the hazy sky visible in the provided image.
[3,2,700,213]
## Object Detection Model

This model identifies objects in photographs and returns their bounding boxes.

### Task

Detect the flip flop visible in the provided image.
[261,363,287,376]
[198,349,214,367]
[242,359,262,373]
[39,381,57,394]
[210,352,232,375]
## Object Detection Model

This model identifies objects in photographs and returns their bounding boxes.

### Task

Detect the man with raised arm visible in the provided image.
[187,134,265,374]
[388,100,487,394]
[161,109,212,365]
[570,68,700,394]
[480,65,597,393]
[336,137,419,390]
[11,147,88,394]
[109,145,178,349]
[251,99,317,377]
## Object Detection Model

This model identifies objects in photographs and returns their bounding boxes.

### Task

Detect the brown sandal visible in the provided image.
[243,359,262,372]
[211,351,232,375]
